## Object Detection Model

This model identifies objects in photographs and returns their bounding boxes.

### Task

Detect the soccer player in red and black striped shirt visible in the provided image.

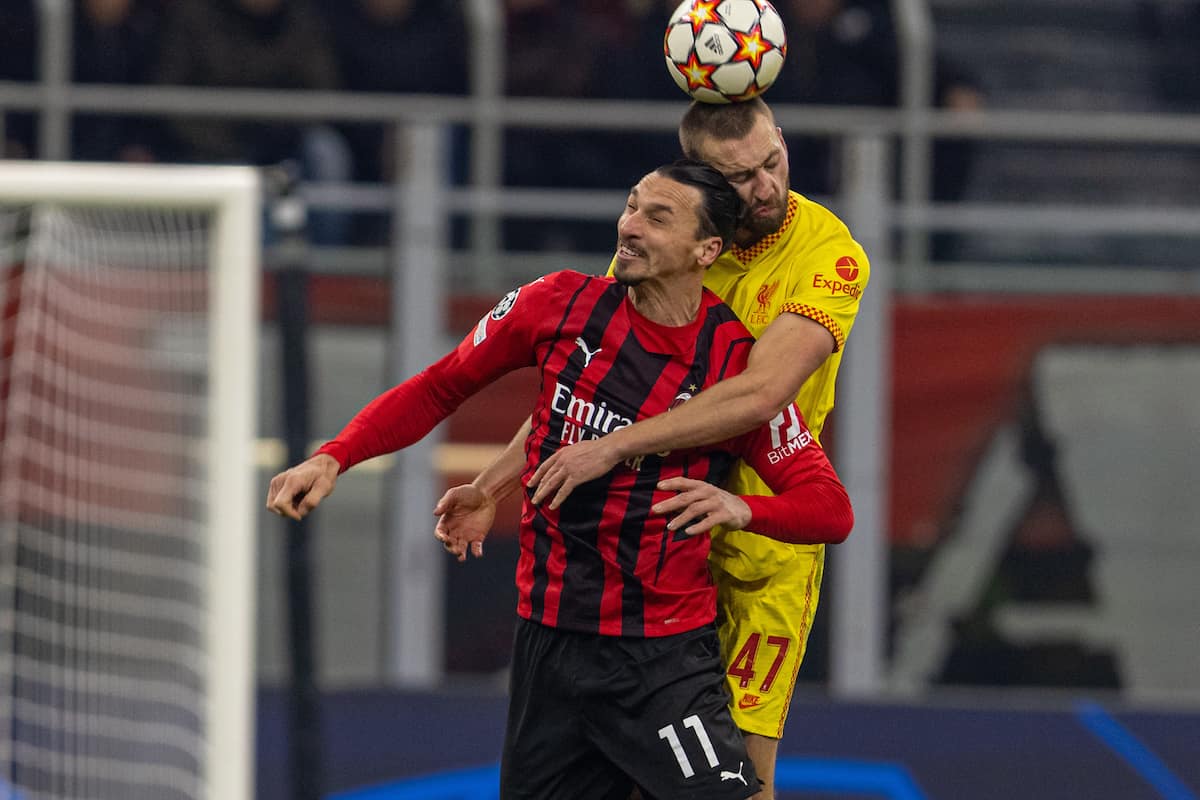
[267,161,852,800]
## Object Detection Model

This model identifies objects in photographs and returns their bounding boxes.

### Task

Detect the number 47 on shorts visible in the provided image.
[728,633,792,697]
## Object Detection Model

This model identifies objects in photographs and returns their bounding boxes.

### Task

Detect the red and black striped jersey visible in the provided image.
[317,271,850,638]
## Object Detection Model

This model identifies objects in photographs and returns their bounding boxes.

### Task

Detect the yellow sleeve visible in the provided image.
[779,223,869,353]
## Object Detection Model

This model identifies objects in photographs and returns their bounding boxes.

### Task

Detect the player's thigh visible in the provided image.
[716,547,824,738]
[591,626,760,800]
[502,620,633,799]
[502,749,633,800]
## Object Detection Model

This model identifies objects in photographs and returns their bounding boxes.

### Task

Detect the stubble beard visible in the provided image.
[613,261,645,287]
[736,200,787,248]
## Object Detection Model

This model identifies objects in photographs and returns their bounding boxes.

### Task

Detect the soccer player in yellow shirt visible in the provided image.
[448,98,869,799]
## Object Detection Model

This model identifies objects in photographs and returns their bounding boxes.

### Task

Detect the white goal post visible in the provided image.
[0,161,259,800]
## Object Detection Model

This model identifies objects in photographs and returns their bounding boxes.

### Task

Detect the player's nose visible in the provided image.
[618,211,642,237]
[751,168,777,199]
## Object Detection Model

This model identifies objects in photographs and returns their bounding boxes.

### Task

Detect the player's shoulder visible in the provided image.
[475,271,616,344]
[791,191,858,242]
[786,192,871,276]
[514,270,616,303]
[701,287,754,337]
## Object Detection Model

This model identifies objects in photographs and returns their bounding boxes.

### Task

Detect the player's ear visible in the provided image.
[696,235,723,268]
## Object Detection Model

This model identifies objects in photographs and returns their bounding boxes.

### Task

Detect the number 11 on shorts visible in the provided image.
[658,715,719,777]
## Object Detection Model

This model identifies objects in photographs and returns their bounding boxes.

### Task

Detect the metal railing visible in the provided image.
[5,0,1200,294]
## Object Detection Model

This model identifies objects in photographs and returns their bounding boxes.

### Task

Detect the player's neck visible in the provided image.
[627,274,703,327]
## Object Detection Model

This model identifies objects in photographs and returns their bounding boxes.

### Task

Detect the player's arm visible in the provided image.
[433,418,531,561]
[529,311,833,508]
[267,284,544,521]
[652,402,852,543]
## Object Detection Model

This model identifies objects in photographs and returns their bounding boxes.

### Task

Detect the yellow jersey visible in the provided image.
[704,191,869,580]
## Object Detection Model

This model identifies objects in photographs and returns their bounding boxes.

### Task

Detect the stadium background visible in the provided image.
[3,0,1200,798]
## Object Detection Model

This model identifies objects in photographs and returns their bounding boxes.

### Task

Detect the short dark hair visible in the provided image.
[678,97,774,159]
[654,159,745,251]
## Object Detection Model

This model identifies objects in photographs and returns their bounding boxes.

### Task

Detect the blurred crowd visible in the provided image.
[1,0,992,251]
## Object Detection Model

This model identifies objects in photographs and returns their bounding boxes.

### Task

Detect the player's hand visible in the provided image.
[528,438,621,509]
[434,484,497,562]
[652,477,751,536]
[266,453,340,521]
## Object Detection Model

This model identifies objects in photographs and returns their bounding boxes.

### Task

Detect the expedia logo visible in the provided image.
[835,255,860,281]
[812,272,862,299]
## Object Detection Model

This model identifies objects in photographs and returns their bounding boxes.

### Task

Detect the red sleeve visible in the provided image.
[729,404,854,544]
[315,280,548,472]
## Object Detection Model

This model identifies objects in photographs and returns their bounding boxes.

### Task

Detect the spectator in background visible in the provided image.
[154,0,352,242]
[1136,0,1200,112]
[502,0,614,251]
[778,0,984,258]
[585,0,689,190]
[72,0,164,163]
[326,0,469,185]
[0,1,38,159]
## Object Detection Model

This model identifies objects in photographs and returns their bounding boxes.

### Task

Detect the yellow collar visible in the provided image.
[731,193,799,265]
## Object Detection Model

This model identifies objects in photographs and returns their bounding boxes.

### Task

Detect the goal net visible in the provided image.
[0,162,259,800]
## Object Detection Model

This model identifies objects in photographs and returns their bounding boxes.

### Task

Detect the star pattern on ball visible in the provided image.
[684,0,720,35]
[732,27,770,71]
[678,51,719,91]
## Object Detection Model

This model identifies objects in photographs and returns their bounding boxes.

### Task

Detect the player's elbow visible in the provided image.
[823,486,855,544]
[827,504,854,544]
[742,386,793,428]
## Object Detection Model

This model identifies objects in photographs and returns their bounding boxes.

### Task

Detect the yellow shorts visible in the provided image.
[711,539,825,739]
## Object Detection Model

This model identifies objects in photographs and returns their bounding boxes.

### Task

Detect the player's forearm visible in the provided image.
[742,478,854,544]
[316,369,458,472]
[473,418,532,502]
[603,371,785,461]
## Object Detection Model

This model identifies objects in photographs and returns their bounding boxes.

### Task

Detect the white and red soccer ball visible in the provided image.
[664,0,788,104]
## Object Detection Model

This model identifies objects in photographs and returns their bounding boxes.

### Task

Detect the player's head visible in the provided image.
[678,98,790,245]
[656,159,744,248]
[614,160,743,287]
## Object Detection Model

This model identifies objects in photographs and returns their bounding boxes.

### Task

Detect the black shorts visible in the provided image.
[501,618,760,800]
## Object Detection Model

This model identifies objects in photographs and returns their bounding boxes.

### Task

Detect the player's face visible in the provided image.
[613,173,713,287]
[693,114,790,244]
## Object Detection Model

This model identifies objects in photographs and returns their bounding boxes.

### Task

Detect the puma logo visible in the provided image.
[575,337,602,367]
[720,761,748,786]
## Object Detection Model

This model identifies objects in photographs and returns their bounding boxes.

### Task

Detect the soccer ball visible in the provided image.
[664,0,787,104]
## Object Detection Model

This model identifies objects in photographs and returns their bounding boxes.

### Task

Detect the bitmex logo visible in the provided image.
[766,406,814,464]
[835,256,860,282]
